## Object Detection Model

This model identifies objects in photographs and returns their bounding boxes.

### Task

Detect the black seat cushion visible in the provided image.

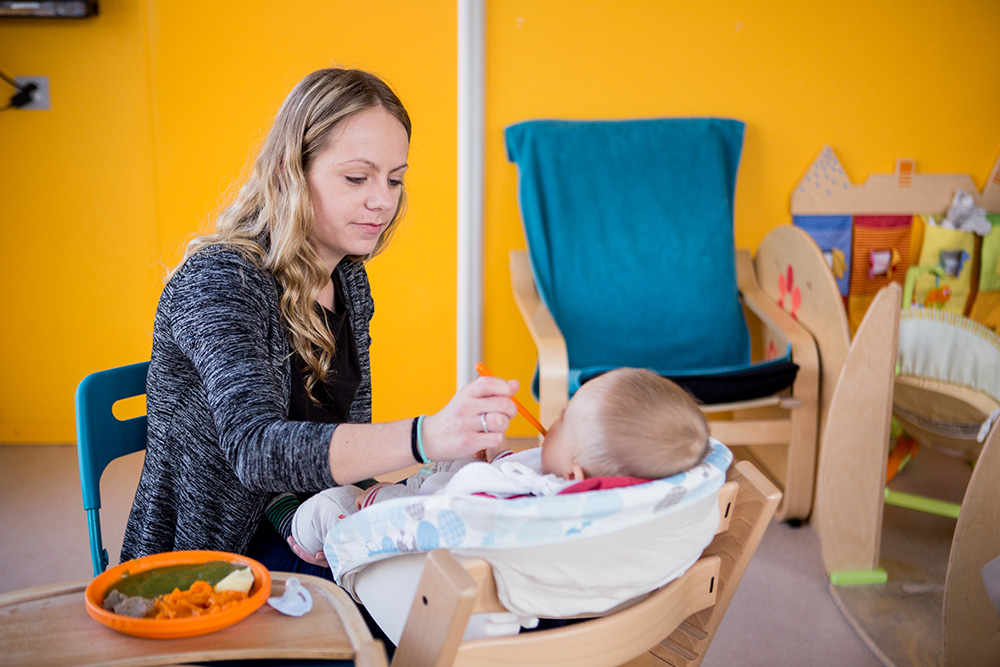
[578,358,799,406]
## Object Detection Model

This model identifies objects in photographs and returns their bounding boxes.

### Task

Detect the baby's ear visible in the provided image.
[565,464,586,482]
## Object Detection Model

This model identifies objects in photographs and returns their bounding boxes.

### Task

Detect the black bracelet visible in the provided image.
[410,416,423,464]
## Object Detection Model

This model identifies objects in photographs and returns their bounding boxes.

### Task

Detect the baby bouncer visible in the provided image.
[324,442,781,666]
[892,276,1000,477]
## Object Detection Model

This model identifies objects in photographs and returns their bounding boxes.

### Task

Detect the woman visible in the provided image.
[120,68,517,574]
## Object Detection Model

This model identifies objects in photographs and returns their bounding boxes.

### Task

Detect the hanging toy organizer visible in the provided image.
[790,146,1000,335]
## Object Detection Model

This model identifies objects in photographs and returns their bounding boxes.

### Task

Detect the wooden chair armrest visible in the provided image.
[735,249,821,521]
[752,225,851,433]
[736,249,818,366]
[509,250,569,429]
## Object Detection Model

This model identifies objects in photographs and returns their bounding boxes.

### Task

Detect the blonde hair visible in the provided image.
[574,368,709,479]
[177,68,411,401]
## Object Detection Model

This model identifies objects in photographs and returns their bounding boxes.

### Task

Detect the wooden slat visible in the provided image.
[650,461,782,667]
[451,558,721,667]
[708,419,792,446]
[393,551,480,667]
[813,284,901,575]
[943,422,1000,667]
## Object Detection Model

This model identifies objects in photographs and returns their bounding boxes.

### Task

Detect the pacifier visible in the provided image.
[267,576,313,616]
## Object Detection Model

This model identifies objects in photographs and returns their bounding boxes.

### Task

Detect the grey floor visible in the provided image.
[0,443,886,666]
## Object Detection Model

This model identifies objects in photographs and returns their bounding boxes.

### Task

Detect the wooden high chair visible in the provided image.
[390,459,781,667]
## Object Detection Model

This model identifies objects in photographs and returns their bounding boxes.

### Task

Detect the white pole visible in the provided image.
[456,0,485,389]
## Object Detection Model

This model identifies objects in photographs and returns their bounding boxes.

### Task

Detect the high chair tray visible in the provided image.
[0,571,386,667]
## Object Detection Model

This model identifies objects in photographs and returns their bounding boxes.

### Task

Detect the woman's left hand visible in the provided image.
[287,535,328,567]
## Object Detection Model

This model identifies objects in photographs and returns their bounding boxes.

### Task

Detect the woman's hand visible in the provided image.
[327,377,520,484]
[287,535,328,567]
[421,377,519,462]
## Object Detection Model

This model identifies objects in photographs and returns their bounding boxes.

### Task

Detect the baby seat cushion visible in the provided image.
[325,440,732,618]
[895,307,1000,443]
[577,358,799,405]
[897,308,1000,402]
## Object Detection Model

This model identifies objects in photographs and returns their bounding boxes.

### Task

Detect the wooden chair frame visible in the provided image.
[943,421,1000,666]
[810,281,1000,665]
[812,283,902,577]
[511,225,851,521]
[390,460,781,667]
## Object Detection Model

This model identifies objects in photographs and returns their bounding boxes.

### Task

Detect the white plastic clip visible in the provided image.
[267,576,313,617]
[481,613,539,637]
[979,409,1000,443]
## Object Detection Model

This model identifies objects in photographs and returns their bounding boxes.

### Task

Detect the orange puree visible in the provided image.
[153,580,249,619]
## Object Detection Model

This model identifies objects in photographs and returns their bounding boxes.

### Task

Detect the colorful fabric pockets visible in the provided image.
[848,215,912,333]
[969,214,1000,332]
[793,215,852,296]
[912,217,977,314]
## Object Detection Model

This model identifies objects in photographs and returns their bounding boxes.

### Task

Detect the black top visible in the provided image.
[288,270,362,423]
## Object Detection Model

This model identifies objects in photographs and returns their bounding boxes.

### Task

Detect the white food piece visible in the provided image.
[214,566,254,594]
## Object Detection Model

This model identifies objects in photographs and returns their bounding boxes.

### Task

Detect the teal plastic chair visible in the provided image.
[75,360,149,577]
[75,363,370,665]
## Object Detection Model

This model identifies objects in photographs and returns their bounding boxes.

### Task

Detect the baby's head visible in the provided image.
[541,368,709,481]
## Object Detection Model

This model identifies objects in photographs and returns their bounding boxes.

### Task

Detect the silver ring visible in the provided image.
[480,413,490,434]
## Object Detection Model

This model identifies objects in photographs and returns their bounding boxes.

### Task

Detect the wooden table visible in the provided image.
[0,572,387,667]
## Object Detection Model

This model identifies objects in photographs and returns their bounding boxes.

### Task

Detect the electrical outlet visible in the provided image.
[13,76,50,110]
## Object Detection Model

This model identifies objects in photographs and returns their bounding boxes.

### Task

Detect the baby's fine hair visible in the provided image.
[575,368,710,479]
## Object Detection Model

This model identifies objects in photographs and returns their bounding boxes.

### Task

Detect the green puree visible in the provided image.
[108,560,241,600]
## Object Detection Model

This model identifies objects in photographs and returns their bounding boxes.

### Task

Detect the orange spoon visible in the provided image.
[475,362,547,435]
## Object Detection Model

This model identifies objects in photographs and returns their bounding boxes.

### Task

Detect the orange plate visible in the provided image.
[85,550,271,639]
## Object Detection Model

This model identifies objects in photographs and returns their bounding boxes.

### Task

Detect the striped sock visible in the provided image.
[264,492,299,540]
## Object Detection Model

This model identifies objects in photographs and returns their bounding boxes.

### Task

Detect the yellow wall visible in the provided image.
[1,3,157,442]
[1,0,998,443]
[0,1,459,442]
[484,0,1000,436]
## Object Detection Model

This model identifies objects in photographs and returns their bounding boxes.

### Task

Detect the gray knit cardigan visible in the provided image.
[120,248,373,561]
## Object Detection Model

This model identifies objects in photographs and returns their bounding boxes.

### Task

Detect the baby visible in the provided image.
[285,367,710,556]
